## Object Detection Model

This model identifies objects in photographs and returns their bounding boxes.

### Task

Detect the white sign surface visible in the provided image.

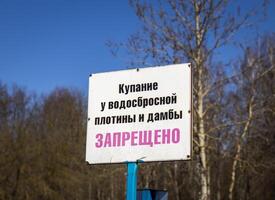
[86,63,192,164]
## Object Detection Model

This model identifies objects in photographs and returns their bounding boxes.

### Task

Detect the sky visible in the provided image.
[0,0,274,95]
[0,0,139,94]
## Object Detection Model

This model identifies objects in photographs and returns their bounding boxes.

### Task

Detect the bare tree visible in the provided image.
[108,0,265,199]
[227,34,275,200]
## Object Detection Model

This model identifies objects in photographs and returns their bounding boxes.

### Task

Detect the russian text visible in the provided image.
[95,128,181,148]
[107,94,177,110]
[119,82,158,95]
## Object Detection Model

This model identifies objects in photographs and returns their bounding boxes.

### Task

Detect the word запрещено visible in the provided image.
[95,128,181,148]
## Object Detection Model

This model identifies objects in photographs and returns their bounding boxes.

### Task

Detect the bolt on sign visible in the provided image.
[86,63,192,164]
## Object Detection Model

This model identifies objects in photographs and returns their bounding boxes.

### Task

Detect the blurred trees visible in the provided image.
[0,86,126,200]
[226,34,275,200]
[0,83,128,200]
[0,87,88,200]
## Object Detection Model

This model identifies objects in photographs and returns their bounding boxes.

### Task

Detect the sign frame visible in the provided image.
[86,63,193,165]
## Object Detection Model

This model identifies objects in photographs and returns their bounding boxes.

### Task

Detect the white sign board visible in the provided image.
[86,63,192,164]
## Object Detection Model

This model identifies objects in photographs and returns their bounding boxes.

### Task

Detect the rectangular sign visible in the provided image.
[86,63,192,164]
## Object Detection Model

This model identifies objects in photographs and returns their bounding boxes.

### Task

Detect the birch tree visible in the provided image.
[228,34,275,200]
[110,0,264,199]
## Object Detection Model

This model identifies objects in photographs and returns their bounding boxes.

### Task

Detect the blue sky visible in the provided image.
[0,0,274,95]
[0,0,139,94]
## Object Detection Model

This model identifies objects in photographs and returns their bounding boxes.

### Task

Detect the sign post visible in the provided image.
[86,63,192,199]
[126,162,138,200]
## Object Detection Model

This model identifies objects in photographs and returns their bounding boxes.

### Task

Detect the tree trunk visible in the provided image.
[11,167,21,199]
[194,1,210,199]
[229,98,253,200]
[174,163,180,200]
[198,77,209,200]
[228,143,241,200]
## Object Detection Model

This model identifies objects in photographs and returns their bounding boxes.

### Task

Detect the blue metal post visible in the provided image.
[126,162,138,200]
